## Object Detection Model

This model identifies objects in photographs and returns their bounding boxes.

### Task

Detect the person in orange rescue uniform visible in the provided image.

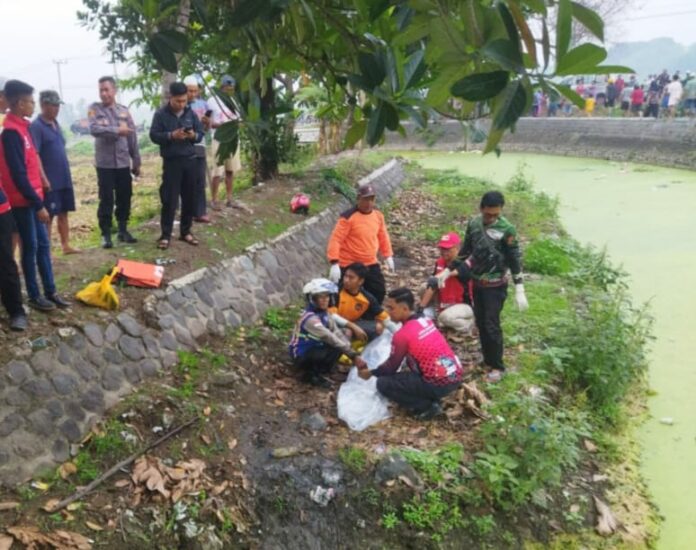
[326,184,394,304]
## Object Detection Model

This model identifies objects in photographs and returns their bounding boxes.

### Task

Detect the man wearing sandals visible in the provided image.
[150,82,204,249]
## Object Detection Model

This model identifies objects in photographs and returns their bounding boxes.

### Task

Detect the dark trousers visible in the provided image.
[0,211,24,317]
[473,283,508,370]
[645,104,659,118]
[293,346,342,377]
[97,167,132,235]
[12,207,56,301]
[160,157,196,240]
[341,263,386,304]
[376,372,460,413]
[193,156,207,217]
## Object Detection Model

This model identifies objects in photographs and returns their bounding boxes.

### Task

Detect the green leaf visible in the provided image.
[497,3,522,66]
[571,2,604,42]
[483,127,504,154]
[556,0,572,60]
[148,35,178,73]
[403,50,426,90]
[541,20,550,71]
[482,39,524,72]
[155,29,189,53]
[493,80,527,130]
[366,102,386,146]
[358,52,386,88]
[347,74,375,92]
[383,102,400,131]
[369,0,391,21]
[556,43,607,75]
[230,0,272,27]
[556,84,585,109]
[344,120,367,148]
[590,65,635,75]
[385,48,400,93]
[191,0,208,26]
[451,71,509,101]
[214,121,239,143]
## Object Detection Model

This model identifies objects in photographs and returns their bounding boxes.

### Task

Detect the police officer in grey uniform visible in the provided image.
[88,76,141,249]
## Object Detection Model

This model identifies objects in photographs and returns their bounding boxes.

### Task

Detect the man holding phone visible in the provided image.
[149,82,204,249]
[184,75,211,223]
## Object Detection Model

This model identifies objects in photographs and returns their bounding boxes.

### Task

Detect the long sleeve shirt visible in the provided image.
[327,207,393,267]
[373,315,462,385]
[88,102,141,170]
[149,104,204,160]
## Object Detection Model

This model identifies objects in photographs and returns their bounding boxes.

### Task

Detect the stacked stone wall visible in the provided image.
[0,159,406,486]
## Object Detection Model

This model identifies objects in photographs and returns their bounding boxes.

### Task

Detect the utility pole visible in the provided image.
[52,59,68,98]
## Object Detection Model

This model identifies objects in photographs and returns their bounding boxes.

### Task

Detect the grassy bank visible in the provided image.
[373,166,657,547]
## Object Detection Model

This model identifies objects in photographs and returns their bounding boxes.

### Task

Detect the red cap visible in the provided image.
[437,232,461,249]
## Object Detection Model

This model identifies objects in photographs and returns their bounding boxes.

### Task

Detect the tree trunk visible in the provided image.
[160,0,191,104]
[254,77,279,182]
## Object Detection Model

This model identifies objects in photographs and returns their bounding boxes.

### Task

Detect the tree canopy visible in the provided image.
[80,0,628,178]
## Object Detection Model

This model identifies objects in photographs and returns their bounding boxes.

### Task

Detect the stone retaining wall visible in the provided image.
[0,159,406,486]
[381,118,696,170]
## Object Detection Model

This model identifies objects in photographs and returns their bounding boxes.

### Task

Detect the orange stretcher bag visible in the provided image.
[116,259,165,288]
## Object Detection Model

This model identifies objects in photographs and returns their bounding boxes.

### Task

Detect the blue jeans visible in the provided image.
[12,207,56,300]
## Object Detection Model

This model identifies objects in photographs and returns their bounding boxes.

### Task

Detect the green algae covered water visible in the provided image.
[411,152,696,550]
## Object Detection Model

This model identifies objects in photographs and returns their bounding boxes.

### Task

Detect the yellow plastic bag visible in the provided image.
[75,267,120,310]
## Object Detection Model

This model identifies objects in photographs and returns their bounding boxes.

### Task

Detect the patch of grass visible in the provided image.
[263,306,299,336]
[338,446,369,473]
[402,490,465,541]
[401,443,465,484]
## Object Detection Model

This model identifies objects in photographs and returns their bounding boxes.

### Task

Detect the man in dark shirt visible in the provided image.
[150,81,204,249]
[31,90,78,254]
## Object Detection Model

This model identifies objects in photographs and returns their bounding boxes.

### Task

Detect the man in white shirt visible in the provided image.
[666,74,683,117]
[207,75,242,209]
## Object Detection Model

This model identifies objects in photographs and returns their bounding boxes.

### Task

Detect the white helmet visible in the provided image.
[303,278,338,296]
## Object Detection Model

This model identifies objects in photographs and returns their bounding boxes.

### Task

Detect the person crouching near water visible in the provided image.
[357,288,463,420]
[419,231,474,332]
[329,262,397,343]
[289,278,363,388]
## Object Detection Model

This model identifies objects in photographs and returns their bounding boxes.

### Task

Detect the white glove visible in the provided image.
[385,256,395,272]
[435,268,452,289]
[329,263,341,283]
[515,283,529,312]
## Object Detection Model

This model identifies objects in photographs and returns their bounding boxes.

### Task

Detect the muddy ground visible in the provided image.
[0,182,615,550]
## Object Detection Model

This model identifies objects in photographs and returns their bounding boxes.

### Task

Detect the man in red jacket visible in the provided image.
[0,85,27,331]
[0,80,69,311]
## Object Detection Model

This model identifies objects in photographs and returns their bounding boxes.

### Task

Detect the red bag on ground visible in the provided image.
[116,259,164,288]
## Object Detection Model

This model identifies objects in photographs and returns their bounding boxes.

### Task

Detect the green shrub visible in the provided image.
[524,238,574,276]
[475,392,590,510]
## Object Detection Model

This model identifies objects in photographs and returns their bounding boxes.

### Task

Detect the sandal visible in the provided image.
[157,239,170,250]
[179,234,199,246]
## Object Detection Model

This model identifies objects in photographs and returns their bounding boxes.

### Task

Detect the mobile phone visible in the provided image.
[183,126,193,132]
[205,110,213,118]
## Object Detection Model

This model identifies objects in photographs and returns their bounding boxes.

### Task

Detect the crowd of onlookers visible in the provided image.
[0,74,242,332]
[532,70,696,118]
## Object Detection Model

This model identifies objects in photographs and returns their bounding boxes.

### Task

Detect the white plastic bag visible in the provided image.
[360,330,395,369]
[337,368,391,431]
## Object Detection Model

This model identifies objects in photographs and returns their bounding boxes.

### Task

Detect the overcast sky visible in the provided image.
[1,0,695,108]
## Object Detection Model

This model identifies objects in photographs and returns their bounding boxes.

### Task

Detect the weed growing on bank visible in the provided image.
[381,166,653,545]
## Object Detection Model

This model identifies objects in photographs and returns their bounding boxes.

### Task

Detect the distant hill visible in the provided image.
[607,38,696,77]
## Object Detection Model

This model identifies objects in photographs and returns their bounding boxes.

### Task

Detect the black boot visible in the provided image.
[117,221,137,244]
[101,234,113,249]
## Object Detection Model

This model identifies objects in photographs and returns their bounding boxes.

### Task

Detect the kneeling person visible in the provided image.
[420,232,474,332]
[330,262,392,342]
[357,288,462,420]
[289,278,361,388]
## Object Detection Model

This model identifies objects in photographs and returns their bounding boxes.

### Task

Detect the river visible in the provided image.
[410,151,696,549]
